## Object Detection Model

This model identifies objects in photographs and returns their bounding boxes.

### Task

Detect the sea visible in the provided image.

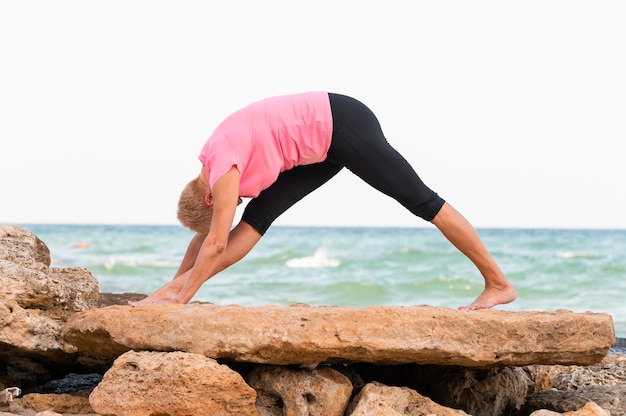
[18,224,626,338]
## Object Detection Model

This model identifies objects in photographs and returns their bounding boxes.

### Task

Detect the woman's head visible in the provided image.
[177,175,213,233]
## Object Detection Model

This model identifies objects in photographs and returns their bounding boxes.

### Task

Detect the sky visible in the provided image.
[1,1,625,229]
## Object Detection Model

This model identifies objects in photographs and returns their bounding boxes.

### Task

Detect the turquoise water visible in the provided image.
[20,224,626,337]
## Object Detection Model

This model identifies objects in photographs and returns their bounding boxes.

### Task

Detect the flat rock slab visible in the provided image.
[62,304,615,367]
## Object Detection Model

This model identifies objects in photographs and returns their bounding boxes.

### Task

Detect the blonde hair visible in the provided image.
[177,176,213,233]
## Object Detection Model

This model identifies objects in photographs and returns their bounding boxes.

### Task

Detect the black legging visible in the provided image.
[242,93,445,235]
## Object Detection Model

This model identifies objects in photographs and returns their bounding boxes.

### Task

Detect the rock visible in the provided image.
[29,373,102,395]
[0,265,99,361]
[529,402,611,415]
[521,353,626,415]
[346,381,470,415]
[402,365,532,416]
[351,363,533,416]
[89,350,257,416]
[3,225,622,416]
[526,364,570,391]
[569,402,611,416]
[98,292,147,307]
[519,384,626,415]
[0,262,98,322]
[9,393,92,414]
[552,352,626,391]
[62,304,614,367]
[526,351,626,392]
[247,365,352,416]
[44,268,100,321]
[0,298,67,361]
[529,411,562,416]
[1,225,99,364]
[0,225,50,272]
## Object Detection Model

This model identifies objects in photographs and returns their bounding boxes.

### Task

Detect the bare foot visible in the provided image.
[128,292,180,307]
[459,284,517,310]
[128,279,184,307]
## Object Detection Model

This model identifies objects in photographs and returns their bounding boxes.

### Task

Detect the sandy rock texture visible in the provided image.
[8,393,92,415]
[347,381,470,415]
[529,402,611,415]
[1,225,99,364]
[248,365,352,416]
[89,351,257,416]
[62,303,614,367]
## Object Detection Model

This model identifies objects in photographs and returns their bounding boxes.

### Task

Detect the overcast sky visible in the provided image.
[1,1,625,229]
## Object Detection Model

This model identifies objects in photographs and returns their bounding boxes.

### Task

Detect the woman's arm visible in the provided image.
[173,232,208,278]
[128,219,261,306]
[129,166,263,306]
[176,167,243,303]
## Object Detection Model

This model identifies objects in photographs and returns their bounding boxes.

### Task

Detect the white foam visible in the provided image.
[556,251,597,259]
[286,247,340,268]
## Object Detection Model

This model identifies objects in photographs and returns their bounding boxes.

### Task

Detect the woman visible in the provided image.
[130,92,516,309]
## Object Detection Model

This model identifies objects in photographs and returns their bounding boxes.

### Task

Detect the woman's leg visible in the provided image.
[327,93,444,221]
[327,93,516,309]
[431,203,517,309]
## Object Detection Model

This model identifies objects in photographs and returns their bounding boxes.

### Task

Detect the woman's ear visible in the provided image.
[204,192,213,206]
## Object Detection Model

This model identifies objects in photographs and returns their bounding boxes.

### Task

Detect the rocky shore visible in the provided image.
[1,224,625,416]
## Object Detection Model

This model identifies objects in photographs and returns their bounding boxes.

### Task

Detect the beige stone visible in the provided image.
[1,225,99,363]
[0,299,68,359]
[45,267,100,321]
[0,264,99,360]
[0,225,50,272]
[346,381,470,415]
[248,365,352,416]
[10,393,92,414]
[63,304,614,367]
[564,402,611,416]
[0,225,99,320]
[0,261,99,322]
[89,350,257,416]
[529,402,611,415]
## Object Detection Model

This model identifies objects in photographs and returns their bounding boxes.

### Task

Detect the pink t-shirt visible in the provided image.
[199,91,333,198]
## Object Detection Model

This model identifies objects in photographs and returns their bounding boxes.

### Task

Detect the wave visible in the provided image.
[101,259,180,271]
[285,247,340,269]
[556,251,599,259]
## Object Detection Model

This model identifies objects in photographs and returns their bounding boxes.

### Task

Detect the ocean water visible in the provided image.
[19,224,626,337]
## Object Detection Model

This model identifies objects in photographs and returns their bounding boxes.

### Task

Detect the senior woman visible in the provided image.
[130,92,516,309]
